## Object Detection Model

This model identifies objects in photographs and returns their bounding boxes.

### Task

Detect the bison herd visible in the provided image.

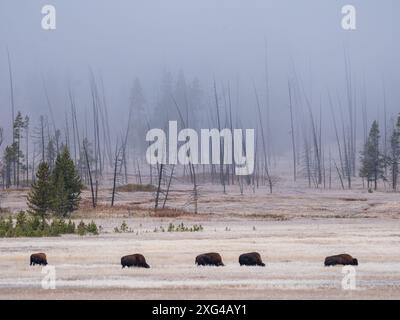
[30,252,358,268]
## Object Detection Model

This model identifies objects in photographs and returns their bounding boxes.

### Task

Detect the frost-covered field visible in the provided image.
[0,216,400,299]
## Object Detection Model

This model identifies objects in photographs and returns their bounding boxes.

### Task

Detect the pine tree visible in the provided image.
[360,121,384,190]
[27,162,52,221]
[51,173,69,216]
[388,115,400,190]
[51,147,82,216]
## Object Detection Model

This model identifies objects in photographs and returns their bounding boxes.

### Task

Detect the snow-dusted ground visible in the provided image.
[1,173,400,299]
[0,216,399,299]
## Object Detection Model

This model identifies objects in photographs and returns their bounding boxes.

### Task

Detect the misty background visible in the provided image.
[0,0,399,158]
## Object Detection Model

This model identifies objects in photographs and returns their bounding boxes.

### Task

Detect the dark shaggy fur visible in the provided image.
[121,254,150,268]
[30,253,47,266]
[195,252,224,266]
[324,253,358,266]
[239,252,265,266]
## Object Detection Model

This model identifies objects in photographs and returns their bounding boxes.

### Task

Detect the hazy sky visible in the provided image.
[0,0,399,152]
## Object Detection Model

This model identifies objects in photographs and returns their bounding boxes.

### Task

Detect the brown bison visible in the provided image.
[30,253,47,266]
[324,254,358,266]
[121,254,150,268]
[195,252,224,266]
[239,252,265,266]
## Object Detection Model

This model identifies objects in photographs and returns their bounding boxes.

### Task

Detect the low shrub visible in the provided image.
[0,211,99,237]
[166,222,203,232]
[115,184,156,192]
[114,221,131,233]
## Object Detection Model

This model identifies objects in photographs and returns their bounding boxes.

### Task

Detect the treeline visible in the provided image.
[360,115,400,191]
[1,53,400,216]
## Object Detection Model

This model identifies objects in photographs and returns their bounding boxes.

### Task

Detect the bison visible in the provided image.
[324,253,358,266]
[239,252,265,266]
[30,253,47,266]
[195,252,224,266]
[121,254,150,268]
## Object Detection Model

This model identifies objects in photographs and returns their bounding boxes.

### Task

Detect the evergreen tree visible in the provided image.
[360,121,384,190]
[388,115,400,190]
[51,147,82,216]
[27,162,52,221]
[51,173,69,216]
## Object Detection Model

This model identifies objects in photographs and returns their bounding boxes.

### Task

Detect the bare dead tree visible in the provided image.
[162,165,175,209]
[7,49,15,140]
[68,87,82,167]
[154,163,164,210]
[213,80,226,193]
[0,127,3,147]
[171,93,199,213]
[111,143,122,207]
[334,160,345,190]
[42,78,57,138]
[254,84,272,193]
[264,39,272,165]
[329,93,346,183]
[344,50,357,176]
[83,141,96,208]
[40,116,46,163]
[288,80,297,181]
[136,160,142,185]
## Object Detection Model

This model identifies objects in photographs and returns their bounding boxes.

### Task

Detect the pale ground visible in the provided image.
[1,181,400,299]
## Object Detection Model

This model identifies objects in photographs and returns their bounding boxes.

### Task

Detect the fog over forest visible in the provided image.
[0,0,399,178]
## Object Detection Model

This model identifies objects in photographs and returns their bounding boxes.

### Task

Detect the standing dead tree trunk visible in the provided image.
[264,39,272,166]
[171,93,199,213]
[213,81,226,193]
[162,165,175,209]
[254,84,272,193]
[154,164,163,210]
[329,93,346,187]
[111,143,122,207]
[83,141,96,208]
[288,80,297,182]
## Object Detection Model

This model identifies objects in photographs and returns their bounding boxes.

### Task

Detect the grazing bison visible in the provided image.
[195,252,224,266]
[324,254,358,266]
[30,253,47,266]
[121,254,150,268]
[239,252,265,266]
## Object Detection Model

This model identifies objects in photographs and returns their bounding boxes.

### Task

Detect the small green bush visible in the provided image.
[0,211,99,237]
[113,221,132,233]
[157,222,203,233]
